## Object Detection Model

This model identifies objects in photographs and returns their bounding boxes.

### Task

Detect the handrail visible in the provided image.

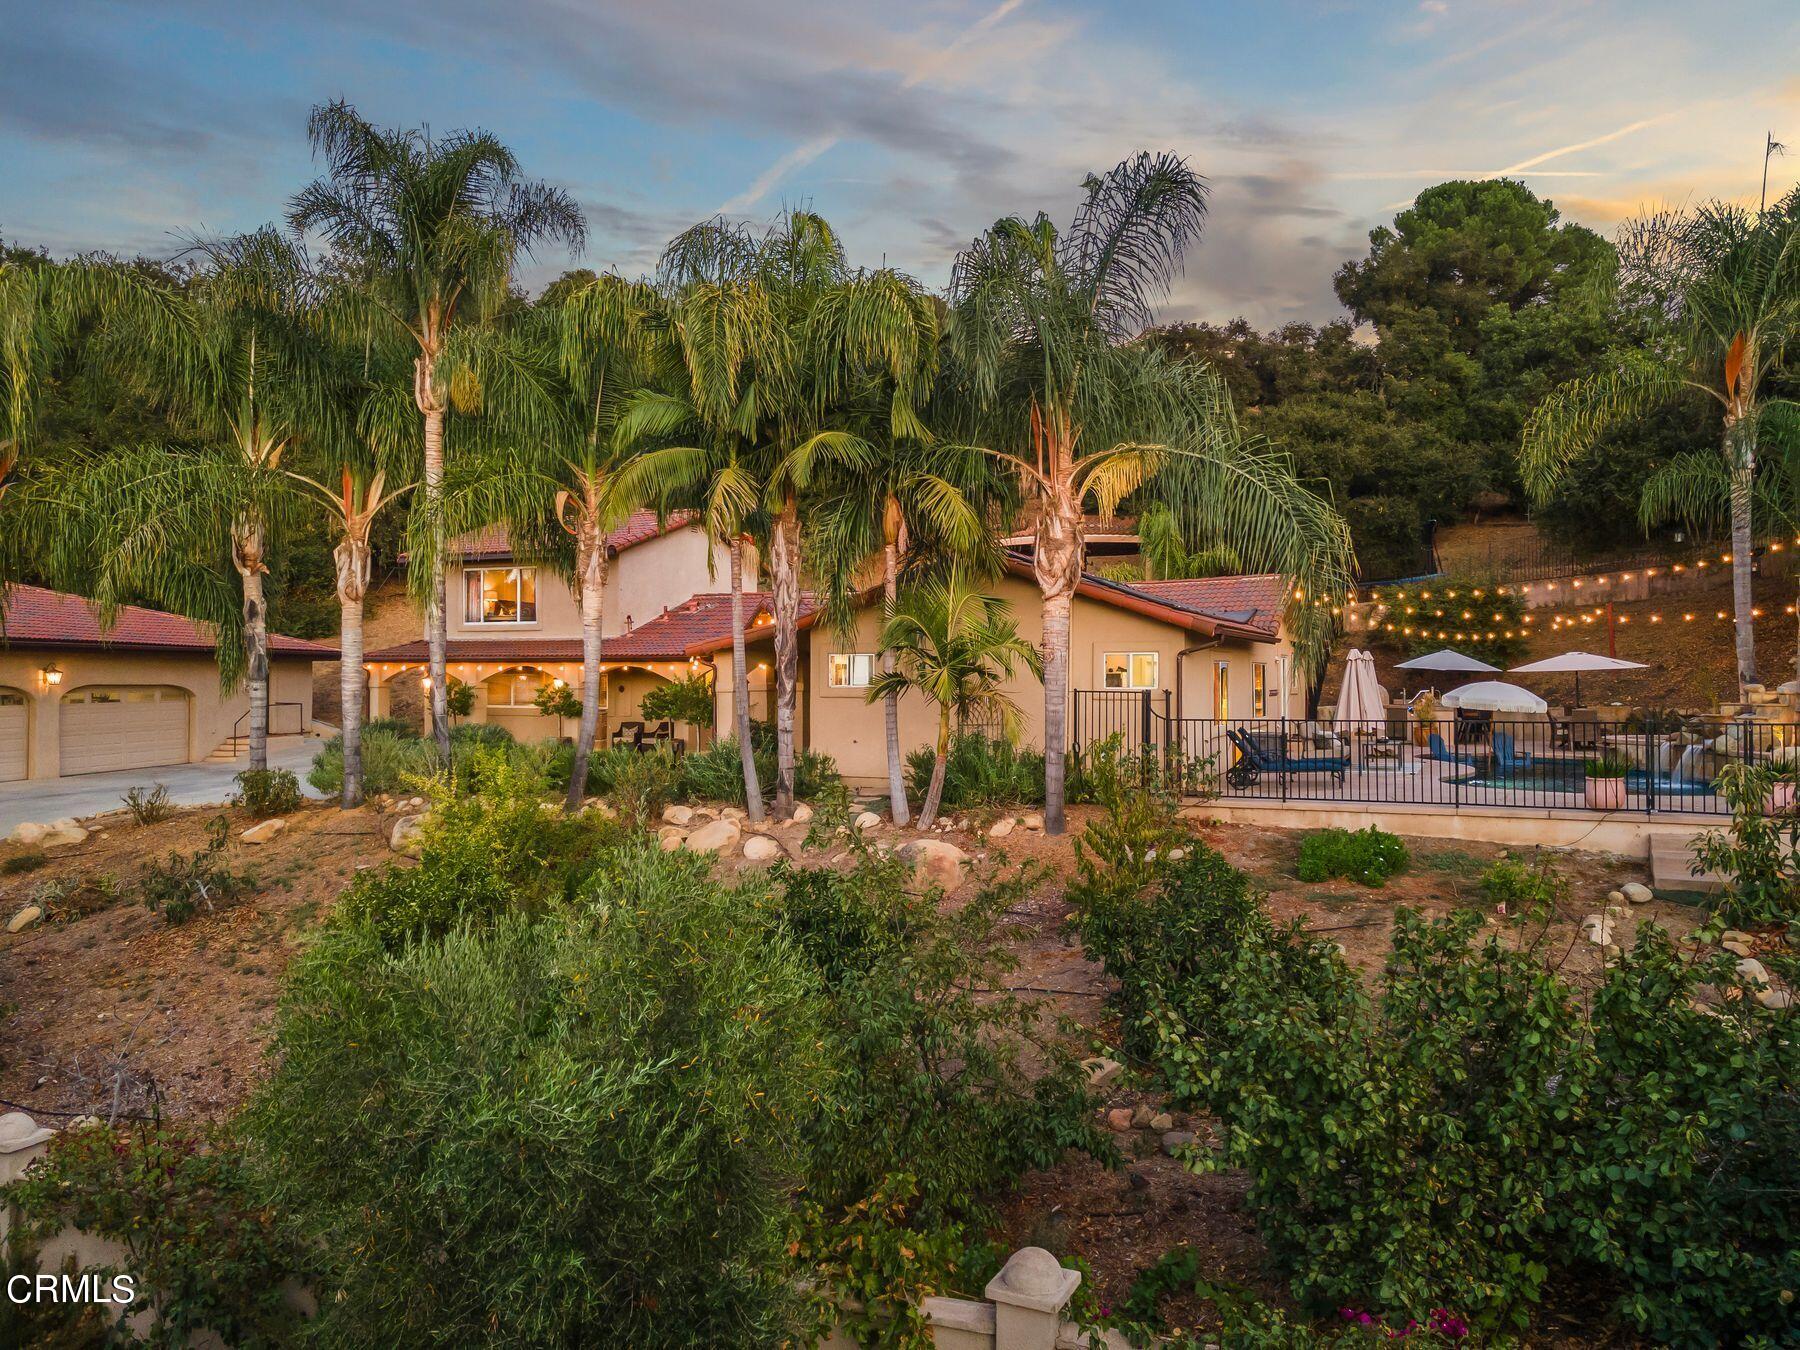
[227,701,304,757]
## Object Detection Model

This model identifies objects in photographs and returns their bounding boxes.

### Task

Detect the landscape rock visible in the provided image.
[39,825,88,848]
[1606,889,1626,904]
[7,905,43,934]
[1168,847,1187,862]
[1149,1112,1175,1132]
[1131,1104,1154,1128]
[1736,958,1772,988]
[1161,1130,1197,1155]
[988,817,1016,839]
[791,801,813,824]
[1723,940,1754,957]
[721,806,747,822]
[742,834,781,863]
[1021,812,1044,831]
[1579,914,1614,946]
[239,818,286,845]
[662,804,694,827]
[586,800,617,820]
[389,814,426,855]
[897,838,968,892]
[659,831,685,852]
[854,811,881,832]
[1621,882,1653,904]
[1081,1056,1124,1090]
[1720,929,1754,946]
[7,823,48,846]
[683,818,741,855]
[50,817,81,831]
[1105,1108,1134,1132]
[1757,988,1794,1010]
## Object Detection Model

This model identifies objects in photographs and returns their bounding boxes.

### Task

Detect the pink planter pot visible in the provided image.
[1766,782,1796,814]
[1585,777,1627,811]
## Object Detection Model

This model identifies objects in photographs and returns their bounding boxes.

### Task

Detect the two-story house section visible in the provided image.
[364,511,762,747]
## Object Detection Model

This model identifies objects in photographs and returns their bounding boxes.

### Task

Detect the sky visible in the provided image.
[4,0,1799,329]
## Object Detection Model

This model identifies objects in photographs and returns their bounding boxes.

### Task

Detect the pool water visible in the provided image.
[1451,763,1717,797]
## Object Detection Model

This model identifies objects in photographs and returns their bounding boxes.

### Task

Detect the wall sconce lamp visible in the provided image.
[40,664,63,689]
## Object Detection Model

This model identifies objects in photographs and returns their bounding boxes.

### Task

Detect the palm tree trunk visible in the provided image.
[1728,419,1758,693]
[232,522,270,773]
[1035,492,1083,836]
[567,524,605,812]
[919,709,951,830]
[729,537,764,821]
[882,532,910,826]
[338,592,365,808]
[770,495,801,819]
[417,354,452,759]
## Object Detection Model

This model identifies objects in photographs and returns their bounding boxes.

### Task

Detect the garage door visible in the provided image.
[0,690,25,782]
[59,687,189,776]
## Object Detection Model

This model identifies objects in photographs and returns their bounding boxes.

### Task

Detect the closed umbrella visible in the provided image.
[1508,651,1648,707]
[1335,649,1387,733]
[1439,681,1549,714]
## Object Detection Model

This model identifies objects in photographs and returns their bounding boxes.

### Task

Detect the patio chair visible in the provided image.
[1224,727,1349,787]
[610,719,645,750]
[1491,731,1533,773]
[1562,708,1600,751]
[643,719,683,756]
[1425,732,1478,767]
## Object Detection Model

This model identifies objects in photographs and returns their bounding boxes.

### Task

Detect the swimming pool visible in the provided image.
[1450,763,1717,797]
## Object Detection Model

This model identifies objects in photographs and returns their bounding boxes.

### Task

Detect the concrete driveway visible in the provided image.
[0,736,328,834]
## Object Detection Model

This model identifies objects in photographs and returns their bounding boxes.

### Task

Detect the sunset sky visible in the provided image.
[6,0,1798,327]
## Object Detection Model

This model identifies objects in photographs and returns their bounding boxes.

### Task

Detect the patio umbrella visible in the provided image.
[1508,650,1648,707]
[1439,681,1548,714]
[1394,648,1501,673]
[1334,649,1387,733]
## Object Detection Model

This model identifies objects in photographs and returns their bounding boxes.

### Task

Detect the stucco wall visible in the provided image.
[0,650,316,780]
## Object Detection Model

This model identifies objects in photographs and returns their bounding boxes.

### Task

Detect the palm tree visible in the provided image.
[946,151,1356,833]
[868,571,1042,830]
[50,230,346,771]
[289,99,584,758]
[434,274,659,810]
[1523,190,1800,694]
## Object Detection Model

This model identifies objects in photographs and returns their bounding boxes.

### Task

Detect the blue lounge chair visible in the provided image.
[1492,731,1532,773]
[1224,727,1350,787]
[1426,732,1477,767]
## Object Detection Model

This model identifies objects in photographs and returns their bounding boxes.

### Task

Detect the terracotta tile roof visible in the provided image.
[366,590,819,666]
[1122,574,1287,637]
[996,555,1283,641]
[449,510,695,562]
[1,584,336,657]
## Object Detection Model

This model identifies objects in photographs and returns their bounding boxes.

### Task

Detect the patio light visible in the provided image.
[40,663,62,688]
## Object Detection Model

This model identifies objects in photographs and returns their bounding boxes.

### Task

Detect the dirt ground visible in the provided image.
[0,796,1705,1342]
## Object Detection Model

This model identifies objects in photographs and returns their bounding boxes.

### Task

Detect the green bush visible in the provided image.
[246,849,827,1348]
[681,727,838,806]
[640,672,716,727]
[141,814,248,924]
[3,1120,307,1347]
[1296,826,1409,886]
[550,744,685,824]
[122,782,175,825]
[232,767,303,817]
[336,751,615,950]
[308,722,531,797]
[904,734,1044,809]
[1478,855,1567,919]
[1694,760,1800,925]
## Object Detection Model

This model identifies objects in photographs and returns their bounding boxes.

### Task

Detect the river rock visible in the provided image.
[742,834,781,863]
[1580,914,1614,945]
[40,825,88,848]
[897,838,968,892]
[1736,958,1771,988]
[988,816,1015,839]
[1621,882,1653,905]
[389,814,426,855]
[7,905,43,934]
[1149,1112,1175,1132]
[1082,1056,1123,1090]
[791,801,813,824]
[854,811,881,832]
[662,804,694,826]
[1105,1108,1134,1132]
[6,822,48,846]
[239,818,286,845]
[1131,1104,1154,1128]
[1021,812,1044,831]
[684,818,741,855]
[659,831,684,852]
[1757,988,1794,1010]
[1723,940,1754,957]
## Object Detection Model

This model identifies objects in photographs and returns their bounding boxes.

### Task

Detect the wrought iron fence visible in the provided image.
[1071,689,1785,818]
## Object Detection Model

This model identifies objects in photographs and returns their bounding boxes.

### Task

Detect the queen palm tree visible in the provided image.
[867,570,1042,830]
[289,100,584,758]
[49,230,347,771]
[1523,190,1800,694]
[946,151,1356,833]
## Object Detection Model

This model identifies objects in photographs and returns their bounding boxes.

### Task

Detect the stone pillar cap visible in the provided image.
[0,1111,55,1154]
[985,1246,1081,1313]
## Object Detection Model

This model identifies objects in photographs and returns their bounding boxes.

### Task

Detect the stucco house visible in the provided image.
[364,511,765,745]
[0,584,333,782]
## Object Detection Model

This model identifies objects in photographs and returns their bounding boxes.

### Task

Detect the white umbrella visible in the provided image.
[1394,648,1500,673]
[1439,681,1548,714]
[1334,649,1387,733]
[1509,650,1648,706]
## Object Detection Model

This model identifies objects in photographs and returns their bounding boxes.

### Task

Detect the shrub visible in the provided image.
[1477,855,1567,920]
[122,782,174,825]
[1583,751,1633,779]
[307,724,440,795]
[681,730,838,806]
[142,815,247,924]
[1,849,46,875]
[904,734,1044,809]
[233,767,303,818]
[246,852,827,1347]
[1693,760,1800,925]
[531,680,582,726]
[337,751,612,950]
[640,672,715,727]
[3,1120,307,1347]
[1295,826,1409,886]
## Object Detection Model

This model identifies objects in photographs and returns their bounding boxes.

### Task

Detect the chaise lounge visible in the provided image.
[1224,727,1350,787]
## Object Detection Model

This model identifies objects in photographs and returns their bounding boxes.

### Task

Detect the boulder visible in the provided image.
[6,822,48,846]
[239,818,286,845]
[1081,1056,1124,1090]
[1736,958,1772,989]
[1021,812,1044,831]
[389,814,426,855]
[1104,1108,1134,1132]
[791,801,813,824]
[1130,1104,1154,1128]
[50,817,81,831]
[7,904,43,934]
[988,816,1016,839]
[662,804,694,827]
[586,800,618,820]
[1161,1130,1197,1155]
[683,818,742,855]
[659,831,685,852]
[1756,988,1794,1011]
[1606,889,1626,904]
[897,838,968,892]
[1621,882,1653,905]
[742,834,781,863]
[1149,1112,1175,1132]
[1723,940,1754,957]
[720,806,747,822]
[1579,914,1614,946]
[1721,929,1755,946]
[854,811,881,832]
[40,825,88,848]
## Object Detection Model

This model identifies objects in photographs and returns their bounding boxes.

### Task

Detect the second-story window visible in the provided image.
[465,567,537,624]
[828,653,875,688]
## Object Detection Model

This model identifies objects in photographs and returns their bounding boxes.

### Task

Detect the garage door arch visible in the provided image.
[59,685,192,775]
[0,686,27,782]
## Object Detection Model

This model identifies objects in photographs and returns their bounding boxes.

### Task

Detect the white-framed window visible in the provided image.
[1102,651,1159,691]
[464,567,538,624]
[828,652,876,688]
[65,687,173,704]
[484,668,549,708]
